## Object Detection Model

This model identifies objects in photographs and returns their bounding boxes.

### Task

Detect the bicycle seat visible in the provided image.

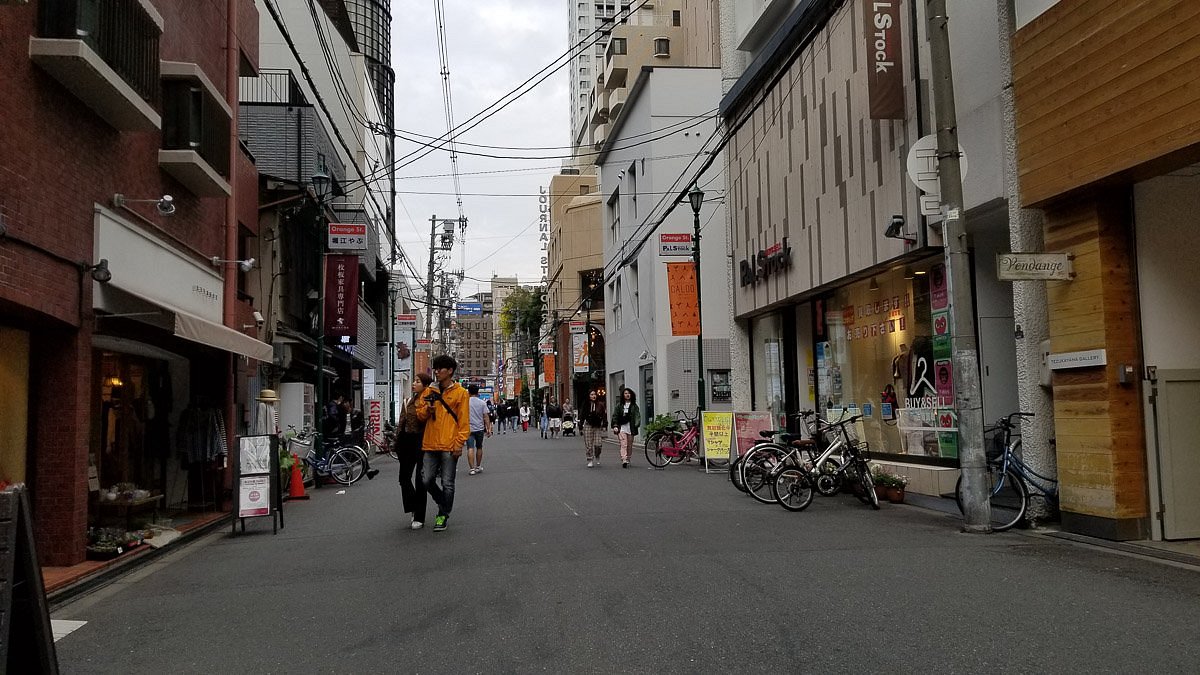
[759,429,783,438]
[787,437,814,449]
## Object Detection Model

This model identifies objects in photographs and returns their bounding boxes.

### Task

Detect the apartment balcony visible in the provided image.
[159,61,232,197]
[29,0,163,132]
[604,37,628,90]
[590,88,609,125]
[609,87,628,120]
[593,122,609,152]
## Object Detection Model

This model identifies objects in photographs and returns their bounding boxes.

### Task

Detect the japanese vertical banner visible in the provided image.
[665,262,699,336]
[324,254,360,344]
[863,0,904,119]
[543,354,555,385]
[572,332,589,373]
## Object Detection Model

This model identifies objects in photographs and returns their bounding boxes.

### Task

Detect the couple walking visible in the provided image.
[581,387,640,468]
[392,355,487,533]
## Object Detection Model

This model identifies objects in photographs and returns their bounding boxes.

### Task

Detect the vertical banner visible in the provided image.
[543,354,556,385]
[572,332,589,373]
[863,0,904,119]
[324,254,360,345]
[665,262,699,336]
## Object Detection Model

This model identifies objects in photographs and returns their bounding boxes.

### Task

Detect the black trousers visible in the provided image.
[396,431,427,521]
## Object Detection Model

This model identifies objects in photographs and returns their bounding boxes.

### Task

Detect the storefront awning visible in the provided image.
[95,285,273,362]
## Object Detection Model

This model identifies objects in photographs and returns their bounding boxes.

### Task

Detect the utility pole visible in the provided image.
[425,215,438,343]
[688,185,706,415]
[926,0,990,532]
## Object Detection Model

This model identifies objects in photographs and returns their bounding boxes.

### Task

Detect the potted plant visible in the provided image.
[881,471,908,503]
[867,463,890,502]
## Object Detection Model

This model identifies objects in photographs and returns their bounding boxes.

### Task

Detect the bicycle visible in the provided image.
[955,412,1057,531]
[285,426,366,486]
[769,413,879,511]
[730,412,822,496]
[645,409,702,468]
[363,422,397,460]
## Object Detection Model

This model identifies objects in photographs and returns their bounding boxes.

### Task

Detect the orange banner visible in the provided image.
[543,354,556,385]
[666,262,699,336]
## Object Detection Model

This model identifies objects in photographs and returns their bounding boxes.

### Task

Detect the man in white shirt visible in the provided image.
[466,385,493,475]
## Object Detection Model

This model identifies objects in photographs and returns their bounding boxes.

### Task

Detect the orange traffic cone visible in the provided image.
[288,453,309,500]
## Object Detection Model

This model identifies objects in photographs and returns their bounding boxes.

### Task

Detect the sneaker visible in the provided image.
[433,515,448,532]
[622,461,629,468]
[366,468,379,480]
[410,520,423,530]
[587,460,594,468]
[475,466,483,473]
[469,468,478,475]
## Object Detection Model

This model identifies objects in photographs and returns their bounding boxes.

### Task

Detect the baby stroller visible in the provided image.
[561,411,576,436]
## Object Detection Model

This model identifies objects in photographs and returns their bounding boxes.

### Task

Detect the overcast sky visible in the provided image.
[390,0,569,299]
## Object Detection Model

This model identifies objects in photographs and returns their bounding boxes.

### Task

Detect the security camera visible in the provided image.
[156,195,176,216]
[238,257,256,273]
[253,311,265,328]
[884,215,905,239]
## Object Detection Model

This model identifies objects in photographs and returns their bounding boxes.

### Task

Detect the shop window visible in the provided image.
[710,370,731,403]
[751,313,786,417]
[814,260,951,464]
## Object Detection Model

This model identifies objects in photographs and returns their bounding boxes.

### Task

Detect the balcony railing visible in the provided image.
[37,0,161,109]
[240,69,308,106]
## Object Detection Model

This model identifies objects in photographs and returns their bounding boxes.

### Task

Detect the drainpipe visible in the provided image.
[224,0,241,483]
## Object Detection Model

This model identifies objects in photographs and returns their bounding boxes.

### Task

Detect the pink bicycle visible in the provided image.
[645,410,702,468]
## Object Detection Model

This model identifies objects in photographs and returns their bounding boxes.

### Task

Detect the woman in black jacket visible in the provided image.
[581,389,607,467]
[394,373,433,529]
[610,387,641,468]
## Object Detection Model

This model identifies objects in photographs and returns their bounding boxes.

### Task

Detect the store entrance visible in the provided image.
[1135,170,1200,540]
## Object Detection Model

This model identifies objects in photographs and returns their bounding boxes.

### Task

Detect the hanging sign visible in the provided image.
[539,342,555,355]
[569,320,587,334]
[666,261,700,336]
[863,0,905,119]
[395,313,418,329]
[572,332,589,373]
[996,253,1074,281]
[324,254,360,345]
[659,232,693,256]
[327,223,367,251]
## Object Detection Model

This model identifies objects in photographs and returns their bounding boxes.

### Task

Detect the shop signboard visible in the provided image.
[665,261,699,336]
[569,320,586,334]
[396,313,418,329]
[362,369,376,398]
[863,0,905,120]
[733,411,775,458]
[416,338,432,351]
[996,253,1073,281]
[539,342,554,355]
[367,399,383,445]
[233,435,281,534]
[456,302,483,315]
[324,254,359,345]
[327,223,367,251]
[659,232,693,256]
[702,412,734,473]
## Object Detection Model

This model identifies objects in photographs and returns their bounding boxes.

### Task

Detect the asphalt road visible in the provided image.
[54,431,1200,673]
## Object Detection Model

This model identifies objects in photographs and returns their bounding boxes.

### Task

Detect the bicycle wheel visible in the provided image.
[645,431,675,468]
[729,453,748,492]
[745,452,783,504]
[387,442,399,461]
[814,459,843,496]
[859,460,880,509]
[772,467,815,511]
[329,447,366,485]
[956,466,1026,531]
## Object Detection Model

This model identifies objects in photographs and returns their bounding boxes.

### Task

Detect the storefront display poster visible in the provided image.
[701,412,734,461]
[238,475,270,517]
[930,264,948,310]
[935,359,954,402]
[239,436,271,475]
[733,411,775,457]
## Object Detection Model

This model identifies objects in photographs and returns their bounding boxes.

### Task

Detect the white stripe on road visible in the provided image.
[52,619,87,642]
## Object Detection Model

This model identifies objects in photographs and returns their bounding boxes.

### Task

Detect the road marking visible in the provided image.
[562,501,579,517]
[51,619,87,642]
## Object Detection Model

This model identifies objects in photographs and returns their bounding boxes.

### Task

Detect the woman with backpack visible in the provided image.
[610,387,640,468]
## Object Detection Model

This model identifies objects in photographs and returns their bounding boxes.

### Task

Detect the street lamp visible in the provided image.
[310,169,332,451]
[688,184,705,415]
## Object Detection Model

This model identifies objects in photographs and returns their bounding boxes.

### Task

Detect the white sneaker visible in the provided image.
[587,460,594,468]
[468,468,478,475]
[411,520,423,530]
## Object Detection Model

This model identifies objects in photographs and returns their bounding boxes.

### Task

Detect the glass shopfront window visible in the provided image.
[751,313,786,419]
[814,259,957,464]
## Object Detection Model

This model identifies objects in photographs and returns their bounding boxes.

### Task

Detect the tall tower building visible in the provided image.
[568,2,620,155]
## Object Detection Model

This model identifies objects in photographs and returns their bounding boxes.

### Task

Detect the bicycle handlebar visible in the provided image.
[996,412,1034,429]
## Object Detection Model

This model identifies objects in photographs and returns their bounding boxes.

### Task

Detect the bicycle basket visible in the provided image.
[840,421,860,445]
[287,434,316,460]
[985,431,1005,461]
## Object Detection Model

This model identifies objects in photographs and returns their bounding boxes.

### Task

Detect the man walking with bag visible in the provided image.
[416,355,471,532]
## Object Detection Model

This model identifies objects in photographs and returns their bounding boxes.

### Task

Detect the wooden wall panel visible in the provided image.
[1014,0,1200,206]
[1044,195,1148,521]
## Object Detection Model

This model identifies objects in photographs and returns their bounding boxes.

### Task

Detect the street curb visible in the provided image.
[47,513,232,610]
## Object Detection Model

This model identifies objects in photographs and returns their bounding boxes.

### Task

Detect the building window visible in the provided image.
[711,370,732,403]
[608,37,627,59]
[653,38,670,58]
[607,189,620,245]
[672,10,681,26]
[610,279,622,330]
[630,261,639,315]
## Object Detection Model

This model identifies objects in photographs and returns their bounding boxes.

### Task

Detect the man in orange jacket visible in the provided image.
[416,354,471,532]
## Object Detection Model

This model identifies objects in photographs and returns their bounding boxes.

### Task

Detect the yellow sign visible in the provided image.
[702,412,734,461]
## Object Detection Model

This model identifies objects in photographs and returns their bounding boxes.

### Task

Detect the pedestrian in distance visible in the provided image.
[610,387,641,468]
[582,390,606,467]
[520,402,531,432]
[394,373,432,529]
[540,395,550,439]
[466,384,493,475]
[547,398,563,439]
[416,355,471,532]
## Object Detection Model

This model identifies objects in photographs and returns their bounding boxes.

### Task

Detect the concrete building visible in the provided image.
[598,65,730,421]
[454,293,495,382]
[718,0,1021,497]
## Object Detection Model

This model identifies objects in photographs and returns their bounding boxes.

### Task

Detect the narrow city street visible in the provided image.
[52,432,1200,673]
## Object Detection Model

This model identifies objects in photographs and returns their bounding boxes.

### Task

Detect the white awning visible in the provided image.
[95,285,273,362]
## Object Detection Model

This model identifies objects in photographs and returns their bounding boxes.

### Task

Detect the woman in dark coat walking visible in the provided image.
[395,373,433,529]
